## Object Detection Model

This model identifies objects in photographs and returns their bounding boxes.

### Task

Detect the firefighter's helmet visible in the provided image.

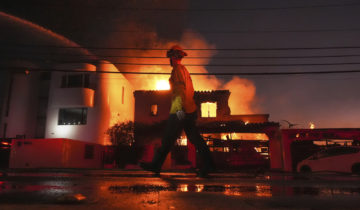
[166,45,187,59]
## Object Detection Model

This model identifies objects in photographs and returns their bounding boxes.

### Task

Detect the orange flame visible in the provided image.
[201,102,217,117]
[214,133,269,141]
[309,122,315,129]
[120,30,256,114]
[155,80,170,90]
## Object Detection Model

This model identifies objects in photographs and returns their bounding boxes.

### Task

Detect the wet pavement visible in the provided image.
[0,169,360,209]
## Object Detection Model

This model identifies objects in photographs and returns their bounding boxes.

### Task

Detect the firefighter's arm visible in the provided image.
[169,66,186,120]
[169,65,186,102]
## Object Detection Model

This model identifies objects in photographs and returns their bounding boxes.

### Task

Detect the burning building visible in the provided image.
[0,12,282,171]
[6,10,355,173]
[133,89,279,170]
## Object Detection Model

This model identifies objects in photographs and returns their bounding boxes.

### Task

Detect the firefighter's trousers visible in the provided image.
[151,111,215,172]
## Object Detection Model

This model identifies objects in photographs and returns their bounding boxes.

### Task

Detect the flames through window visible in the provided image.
[201,102,217,118]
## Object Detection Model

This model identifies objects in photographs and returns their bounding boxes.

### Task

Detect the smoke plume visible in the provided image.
[107,23,257,114]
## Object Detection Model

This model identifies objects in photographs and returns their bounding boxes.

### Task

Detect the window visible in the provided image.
[316,147,360,159]
[201,102,217,118]
[61,74,90,88]
[84,145,94,159]
[150,104,158,116]
[58,108,87,125]
[176,136,187,146]
[328,147,359,156]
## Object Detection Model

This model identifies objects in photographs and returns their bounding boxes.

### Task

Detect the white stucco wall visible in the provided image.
[45,63,97,142]
[2,73,38,138]
[45,62,134,145]
[93,61,135,145]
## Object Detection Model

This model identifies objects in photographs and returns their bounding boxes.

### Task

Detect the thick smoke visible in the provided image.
[107,23,257,114]
[223,77,256,114]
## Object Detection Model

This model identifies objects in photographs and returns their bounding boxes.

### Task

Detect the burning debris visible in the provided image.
[309,122,315,129]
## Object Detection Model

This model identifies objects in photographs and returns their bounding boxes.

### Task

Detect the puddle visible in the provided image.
[109,184,273,197]
[108,183,360,197]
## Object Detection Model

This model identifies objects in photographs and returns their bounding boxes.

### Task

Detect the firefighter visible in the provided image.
[140,45,215,177]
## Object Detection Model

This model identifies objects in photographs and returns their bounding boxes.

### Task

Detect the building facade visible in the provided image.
[133,90,278,170]
[1,61,134,146]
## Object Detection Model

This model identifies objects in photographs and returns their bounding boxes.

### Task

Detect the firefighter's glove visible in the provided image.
[176,110,186,121]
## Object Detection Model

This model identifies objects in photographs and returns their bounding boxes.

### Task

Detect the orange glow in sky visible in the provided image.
[309,122,315,129]
[155,80,170,90]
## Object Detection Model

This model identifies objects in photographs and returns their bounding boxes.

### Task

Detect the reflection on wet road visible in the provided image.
[108,183,274,197]
[1,170,360,209]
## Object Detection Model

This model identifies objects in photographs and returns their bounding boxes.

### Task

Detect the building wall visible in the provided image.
[134,90,171,125]
[0,72,42,139]
[0,71,9,135]
[45,63,98,143]
[10,138,63,168]
[194,90,231,119]
[93,61,135,145]
[134,90,268,126]
[9,138,104,168]
[45,62,135,145]
[133,90,274,169]
[1,61,134,146]
[198,114,269,125]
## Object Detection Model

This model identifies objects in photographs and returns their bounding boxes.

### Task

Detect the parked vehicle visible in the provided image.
[297,146,360,174]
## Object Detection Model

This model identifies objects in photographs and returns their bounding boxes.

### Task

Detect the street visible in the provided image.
[0,169,360,209]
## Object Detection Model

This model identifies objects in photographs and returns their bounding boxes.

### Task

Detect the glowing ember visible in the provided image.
[73,193,87,201]
[309,122,315,129]
[178,184,188,192]
[220,133,268,140]
[195,184,204,192]
[155,80,170,90]
[255,185,272,197]
[221,133,230,140]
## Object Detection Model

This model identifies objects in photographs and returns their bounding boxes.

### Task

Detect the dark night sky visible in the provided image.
[1,0,360,128]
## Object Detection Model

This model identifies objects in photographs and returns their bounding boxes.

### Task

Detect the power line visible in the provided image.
[8,2,360,11]
[6,44,360,51]
[193,28,360,34]
[97,62,360,67]
[3,52,360,60]
[4,58,360,67]
[6,43,360,51]
[22,62,360,67]
[4,27,360,34]
[5,54,360,60]
[4,67,360,76]
[114,62,360,67]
